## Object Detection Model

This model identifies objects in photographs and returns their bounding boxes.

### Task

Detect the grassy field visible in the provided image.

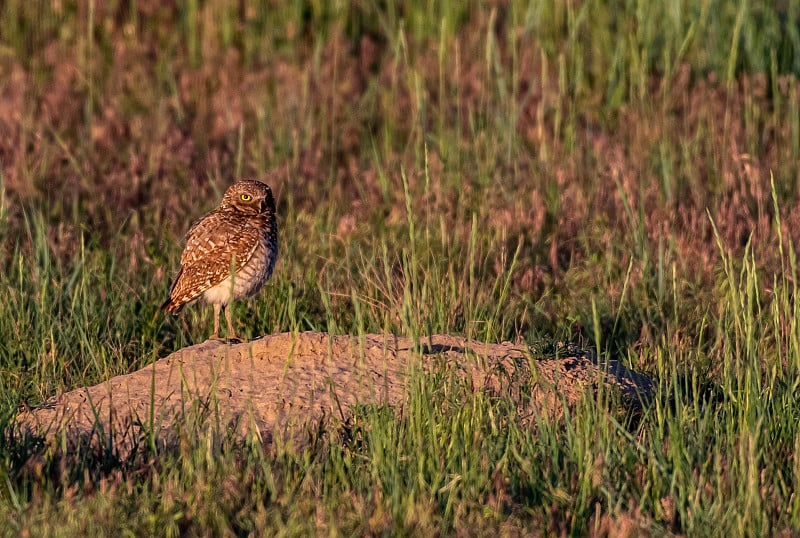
[2,0,800,535]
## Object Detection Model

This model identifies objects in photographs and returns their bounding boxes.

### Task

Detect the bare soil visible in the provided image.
[16,332,653,456]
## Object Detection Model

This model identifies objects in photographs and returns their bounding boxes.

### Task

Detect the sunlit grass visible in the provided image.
[2,0,800,535]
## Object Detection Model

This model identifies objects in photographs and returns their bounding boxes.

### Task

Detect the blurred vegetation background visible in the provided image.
[1,0,799,355]
[2,0,800,534]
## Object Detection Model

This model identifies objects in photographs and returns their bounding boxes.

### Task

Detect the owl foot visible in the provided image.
[207,334,243,344]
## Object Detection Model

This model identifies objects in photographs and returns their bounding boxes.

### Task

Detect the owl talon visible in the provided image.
[207,335,242,344]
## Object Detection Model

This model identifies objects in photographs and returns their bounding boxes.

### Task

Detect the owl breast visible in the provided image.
[201,224,277,306]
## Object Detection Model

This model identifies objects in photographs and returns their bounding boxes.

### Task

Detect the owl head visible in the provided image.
[220,179,275,215]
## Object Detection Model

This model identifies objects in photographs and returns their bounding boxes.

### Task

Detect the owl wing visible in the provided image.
[165,210,262,308]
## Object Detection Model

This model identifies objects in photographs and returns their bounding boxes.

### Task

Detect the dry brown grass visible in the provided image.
[2,5,796,277]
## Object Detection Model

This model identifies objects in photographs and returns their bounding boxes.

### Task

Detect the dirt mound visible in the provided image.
[16,332,654,455]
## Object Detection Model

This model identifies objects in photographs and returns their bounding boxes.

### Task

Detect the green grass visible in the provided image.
[2,0,800,535]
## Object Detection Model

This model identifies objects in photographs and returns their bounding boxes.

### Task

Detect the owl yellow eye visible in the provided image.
[240,194,252,201]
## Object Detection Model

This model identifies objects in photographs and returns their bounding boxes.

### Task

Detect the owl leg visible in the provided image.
[224,304,239,342]
[210,303,222,340]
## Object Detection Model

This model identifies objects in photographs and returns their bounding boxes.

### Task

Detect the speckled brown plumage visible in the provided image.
[161,179,278,341]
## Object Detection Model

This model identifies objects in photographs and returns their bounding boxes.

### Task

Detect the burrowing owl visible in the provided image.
[161,179,278,341]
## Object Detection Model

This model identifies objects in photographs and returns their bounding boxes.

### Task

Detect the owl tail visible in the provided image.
[160,298,183,314]
[154,297,182,325]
